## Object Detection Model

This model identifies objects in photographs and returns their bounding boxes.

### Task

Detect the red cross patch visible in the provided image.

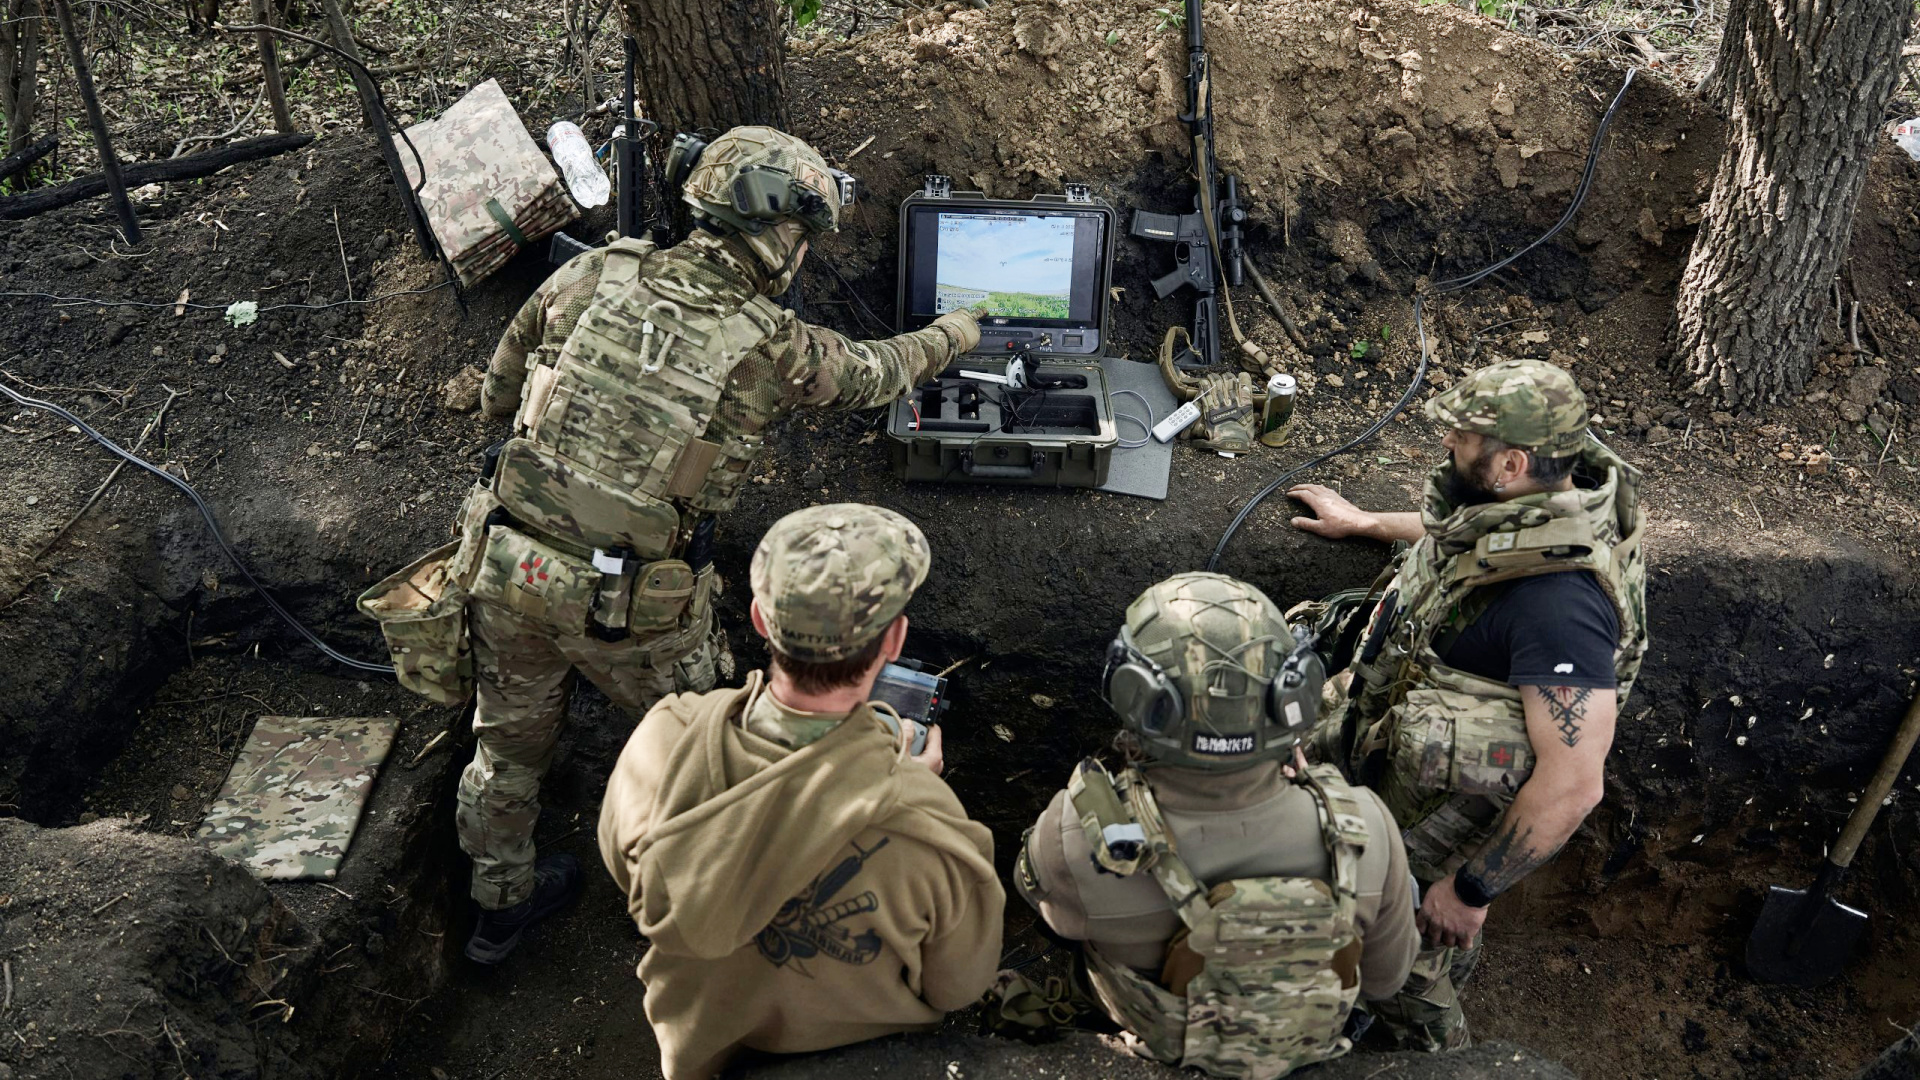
[1487,742,1523,768]
[519,556,549,587]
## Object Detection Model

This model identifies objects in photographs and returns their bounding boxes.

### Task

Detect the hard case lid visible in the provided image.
[896,179,1118,360]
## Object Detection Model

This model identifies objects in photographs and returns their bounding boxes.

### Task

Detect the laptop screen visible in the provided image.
[900,203,1110,353]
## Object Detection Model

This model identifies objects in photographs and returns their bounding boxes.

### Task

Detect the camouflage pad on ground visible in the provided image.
[196,715,400,881]
[402,79,579,286]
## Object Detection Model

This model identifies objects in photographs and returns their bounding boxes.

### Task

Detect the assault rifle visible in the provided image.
[550,37,658,264]
[1129,0,1248,373]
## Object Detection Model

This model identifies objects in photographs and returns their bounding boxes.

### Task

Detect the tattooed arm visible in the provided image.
[1416,684,1618,948]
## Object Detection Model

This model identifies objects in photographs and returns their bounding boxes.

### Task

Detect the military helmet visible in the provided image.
[1101,572,1324,771]
[1424,358,1590,457]
[671,126,855,239]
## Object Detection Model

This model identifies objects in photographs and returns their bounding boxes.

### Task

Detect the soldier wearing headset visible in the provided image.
[1007,572,1418,1078]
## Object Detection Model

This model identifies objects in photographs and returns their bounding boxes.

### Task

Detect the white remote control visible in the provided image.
[1151,399,1202,443]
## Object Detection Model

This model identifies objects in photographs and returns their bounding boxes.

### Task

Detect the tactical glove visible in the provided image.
[930,305,987,354]
[1191,372,1256,453]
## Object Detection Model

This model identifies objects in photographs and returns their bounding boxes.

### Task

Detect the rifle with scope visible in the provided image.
[1129,0,1250,373]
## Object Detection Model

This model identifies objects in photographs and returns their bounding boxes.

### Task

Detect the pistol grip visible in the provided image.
[1150,265,1193,300]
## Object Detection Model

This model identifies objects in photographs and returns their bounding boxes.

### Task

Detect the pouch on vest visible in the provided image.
[468,525,600,632]
[1384,665,1534,802]
[624,558,697,636]
[491,437,682,558]
[357,541,473,705]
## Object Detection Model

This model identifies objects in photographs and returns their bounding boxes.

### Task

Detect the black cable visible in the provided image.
[0,379,396,674]
[1204,66,1638,573]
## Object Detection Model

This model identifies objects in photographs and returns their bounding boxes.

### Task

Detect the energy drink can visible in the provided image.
[1260,373,1297,447]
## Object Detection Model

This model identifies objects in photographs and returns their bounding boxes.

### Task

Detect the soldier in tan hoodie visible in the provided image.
[598,503,1004,1079]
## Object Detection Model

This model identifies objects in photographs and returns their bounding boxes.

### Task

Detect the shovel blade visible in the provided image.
[1746,885,1869,987]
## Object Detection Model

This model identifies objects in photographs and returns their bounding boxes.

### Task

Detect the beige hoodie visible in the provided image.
[598,672,1004,1079]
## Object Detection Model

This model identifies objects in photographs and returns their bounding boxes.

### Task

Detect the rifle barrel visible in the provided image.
[1186,0,1203,52]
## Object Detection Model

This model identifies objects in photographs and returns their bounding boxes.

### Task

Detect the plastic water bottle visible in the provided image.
[546,120,610,208]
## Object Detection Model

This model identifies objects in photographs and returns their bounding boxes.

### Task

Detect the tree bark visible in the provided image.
[250,0,295,133]
[0,132,310,219]
[1674,0,1913,408]
[50,0,139,242]
[1,0,43,157]
[315,0,437,258]
[624,0,788,136]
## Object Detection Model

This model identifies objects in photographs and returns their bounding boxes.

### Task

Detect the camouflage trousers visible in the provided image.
[457,596,719,909]
[1365,926,1480,1052]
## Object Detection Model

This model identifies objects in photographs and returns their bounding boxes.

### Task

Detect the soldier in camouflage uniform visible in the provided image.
[1013,572,1418,1080]
[441,127,984,963]
[1287,359,1649,1050]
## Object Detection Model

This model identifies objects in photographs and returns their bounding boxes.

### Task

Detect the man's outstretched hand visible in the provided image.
[1288,484,1378,539]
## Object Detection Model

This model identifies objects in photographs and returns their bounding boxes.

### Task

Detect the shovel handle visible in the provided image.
[1831,689,1920,869]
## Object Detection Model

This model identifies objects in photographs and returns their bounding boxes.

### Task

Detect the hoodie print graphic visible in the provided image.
[755,838,890,973]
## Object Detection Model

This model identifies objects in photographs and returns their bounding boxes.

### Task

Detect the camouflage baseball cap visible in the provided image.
[750,504,931,663]
[1424,358,1589,456]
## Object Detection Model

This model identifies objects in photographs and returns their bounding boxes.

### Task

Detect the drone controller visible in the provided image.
[871,659,950,756]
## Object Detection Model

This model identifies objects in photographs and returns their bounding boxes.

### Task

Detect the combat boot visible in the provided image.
[465,852,582,965]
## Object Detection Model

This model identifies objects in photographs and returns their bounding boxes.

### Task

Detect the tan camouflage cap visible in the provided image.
[750,504,931,663]
[1424,358,1589,456]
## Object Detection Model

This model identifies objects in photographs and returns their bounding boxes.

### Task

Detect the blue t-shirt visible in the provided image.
[1436,571,1620,689]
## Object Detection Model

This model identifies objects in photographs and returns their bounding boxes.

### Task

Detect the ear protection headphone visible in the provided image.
[1100,625,1325,749]
[666,132,862,230]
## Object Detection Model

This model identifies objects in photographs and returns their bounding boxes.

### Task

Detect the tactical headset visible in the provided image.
[667,133,862,233]
[1100,624,1325,757]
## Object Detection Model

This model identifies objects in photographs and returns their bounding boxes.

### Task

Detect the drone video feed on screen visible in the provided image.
[904,205,1108,330]
[933,213,1076,320]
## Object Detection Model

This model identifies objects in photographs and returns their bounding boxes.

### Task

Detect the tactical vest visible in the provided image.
[452,238,786,646]
[1343,440,1648,881]
[495,237,785,557]
[1067,759,1370,1080]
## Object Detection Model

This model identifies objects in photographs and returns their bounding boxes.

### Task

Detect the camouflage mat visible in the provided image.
[195,715,400,881]
[402,78,579,286]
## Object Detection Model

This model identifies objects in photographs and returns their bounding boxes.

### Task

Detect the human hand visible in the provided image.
[1281,744,1309,779]
[1415,873,1488,950]
[1287,484,1378,540]
[907,722,945,776]
[931,306,985,353]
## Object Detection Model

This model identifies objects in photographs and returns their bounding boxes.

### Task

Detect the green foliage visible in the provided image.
[1349,324,1394,361]
[1104,28,1121,47]
[1153,6,1185,32]
[781,0,823,28]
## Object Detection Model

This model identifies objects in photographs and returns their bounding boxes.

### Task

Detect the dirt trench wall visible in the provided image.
[787,0,1721,307]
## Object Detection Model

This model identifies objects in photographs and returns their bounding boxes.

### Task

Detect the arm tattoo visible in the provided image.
[1461,818,1564,896]
[1541,686,1592,748]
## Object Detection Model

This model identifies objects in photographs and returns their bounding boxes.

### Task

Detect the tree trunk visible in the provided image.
[1674,0,1912,408]
[1,0,43,158]
[624,0,788,136]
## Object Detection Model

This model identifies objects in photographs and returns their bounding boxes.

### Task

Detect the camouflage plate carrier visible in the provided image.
[452,237,787,649]
[1067,758,1370,1080]
[1341,438,1648,881]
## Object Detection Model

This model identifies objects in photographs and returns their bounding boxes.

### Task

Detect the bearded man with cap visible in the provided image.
[406,125,983,964]
[597,503,1003,1080]
[1011,571,1419,1079]
[1287,358,1649,1051]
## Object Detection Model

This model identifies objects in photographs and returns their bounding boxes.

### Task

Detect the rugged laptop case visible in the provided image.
[885,179,1119,488]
